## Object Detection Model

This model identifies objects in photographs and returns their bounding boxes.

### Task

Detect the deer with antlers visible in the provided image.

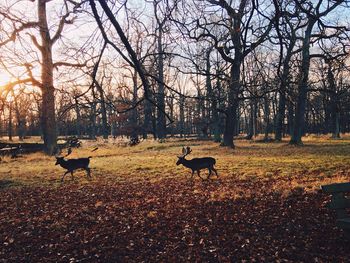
[55,147,98,182]
[176,146,218,180]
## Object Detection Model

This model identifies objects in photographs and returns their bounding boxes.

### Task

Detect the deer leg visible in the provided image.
[191,170,194,179]
[212,167,218,177]
[71,171,74,180]
[197,170,205,181]
[86,167,91,178]
[208,168,212,179]
[61,171,70,183]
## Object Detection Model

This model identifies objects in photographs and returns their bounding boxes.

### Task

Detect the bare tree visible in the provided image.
[173,0,277,147]
[273,1,302,141]
[0,0,87,154]
[290,0,348,145]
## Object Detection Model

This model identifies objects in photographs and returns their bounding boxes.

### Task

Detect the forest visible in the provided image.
[0,0,349,151]
[0,0,350,262]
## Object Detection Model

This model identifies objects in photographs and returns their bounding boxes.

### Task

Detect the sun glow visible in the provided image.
[0,70,30,103]
[0,65,26,87]
[0,72,13,88]
[0,67,34,95]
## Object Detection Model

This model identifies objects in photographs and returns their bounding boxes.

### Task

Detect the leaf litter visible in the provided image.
[0,176,349,262]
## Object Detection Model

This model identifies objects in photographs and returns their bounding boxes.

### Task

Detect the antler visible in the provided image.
[178,146,192,158]
[65,147,72,157]
[185,146,192,156]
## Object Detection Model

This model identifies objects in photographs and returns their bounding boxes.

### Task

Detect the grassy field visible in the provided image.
[0,135,350,261]
[1,135,350,191]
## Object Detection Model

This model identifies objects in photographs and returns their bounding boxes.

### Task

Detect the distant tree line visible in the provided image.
[0,0,349,153]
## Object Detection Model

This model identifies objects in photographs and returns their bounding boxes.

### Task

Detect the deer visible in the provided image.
[55,147,97,182]
[176,146,218,180]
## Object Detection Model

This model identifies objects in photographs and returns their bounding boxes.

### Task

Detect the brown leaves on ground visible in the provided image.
[0,177,348,262]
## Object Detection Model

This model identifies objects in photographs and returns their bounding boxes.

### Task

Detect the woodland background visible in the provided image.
[1,1,350,261]
[0,0,349,152]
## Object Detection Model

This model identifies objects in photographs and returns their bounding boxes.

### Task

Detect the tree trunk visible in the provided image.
[222,62,241,148]
[152,105,157,140]
[74,97,81,136]
[274,21,297,142]
[333,111,340,138]
[156,23,166,139]
[287,101,294,137]
[275,89,286,141]
[205,48,212,136]
[263,95,270,140]
[95,82,109,139]
[143,99,152,139]
[41,87,56,154]
[323,94,331,133]
[195,87,203,138]
[247,99,257,140]
[328,64,340,138]
[38,0,57,154]
[212,98,221,142]
[8,102,13,141]
[213,75,222,142]
[179,95,185,138]
[275,51,293,141]
[13,95,25,141]
[290,20,316,145]
[89,86,97,139]
[168,95,174,137]
[222,102,237,148]
[130,68,139,141]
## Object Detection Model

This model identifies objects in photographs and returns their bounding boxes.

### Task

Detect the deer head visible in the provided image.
[54,147,72,165]
[55,156,64,165]
[176,146,192,165]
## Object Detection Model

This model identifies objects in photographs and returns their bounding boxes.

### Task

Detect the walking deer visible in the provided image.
[55,147,97,182]
[176,146,218,180]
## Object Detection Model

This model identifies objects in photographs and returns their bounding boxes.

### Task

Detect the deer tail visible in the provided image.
[88,156,92,159]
